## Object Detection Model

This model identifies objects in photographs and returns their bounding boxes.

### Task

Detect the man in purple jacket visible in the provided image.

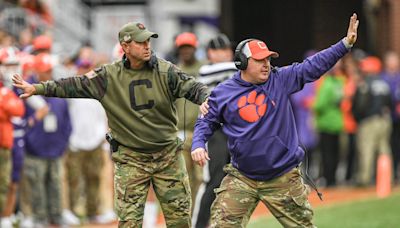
[191,14,359,227]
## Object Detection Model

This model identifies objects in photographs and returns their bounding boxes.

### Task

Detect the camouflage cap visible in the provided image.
[118,22,158,43]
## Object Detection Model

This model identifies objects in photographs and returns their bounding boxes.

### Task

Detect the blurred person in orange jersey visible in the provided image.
[352,56,392,186]
[341,54,361,183]
[0,57,25,228]
[0,47,48,227]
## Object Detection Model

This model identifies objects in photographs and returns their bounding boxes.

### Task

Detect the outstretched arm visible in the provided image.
[13,67,108,100]
[279,13,359,94]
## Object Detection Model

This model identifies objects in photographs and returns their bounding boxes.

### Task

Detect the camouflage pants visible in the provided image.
[65,145,104,217]
[23,155,63,224]
[0,148,11,213]
[111,140,192,228]
[210,164,315,228]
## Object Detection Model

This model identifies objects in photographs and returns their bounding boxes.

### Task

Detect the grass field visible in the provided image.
[248,191,400,228]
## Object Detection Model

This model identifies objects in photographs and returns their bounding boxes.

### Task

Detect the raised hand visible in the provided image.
[347,13,359,45]
[12,74,36,99]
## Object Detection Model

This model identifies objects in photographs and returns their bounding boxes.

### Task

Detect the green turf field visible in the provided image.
[248,192,400,228]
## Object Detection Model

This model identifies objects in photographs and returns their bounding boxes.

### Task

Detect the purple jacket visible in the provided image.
[381,72,400,122]
[192,40,349,181]
[24,77,72,159]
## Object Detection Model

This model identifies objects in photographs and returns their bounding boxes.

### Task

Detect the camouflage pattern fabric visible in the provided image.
[0,148,11,212]
[210,164,315,228]
[23,155,63,223]
[112,139,192,228]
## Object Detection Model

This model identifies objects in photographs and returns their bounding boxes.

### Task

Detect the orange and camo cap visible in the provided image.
[242,40,279,60]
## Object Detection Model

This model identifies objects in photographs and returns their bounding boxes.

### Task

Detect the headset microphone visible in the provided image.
[270,65,277,73]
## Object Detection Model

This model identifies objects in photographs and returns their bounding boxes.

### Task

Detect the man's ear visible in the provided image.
[120,42,128,53]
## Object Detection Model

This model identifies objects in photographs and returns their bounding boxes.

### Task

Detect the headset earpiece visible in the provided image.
[122,54,130,69]
[234,39,254,70]
[147,51,158,69]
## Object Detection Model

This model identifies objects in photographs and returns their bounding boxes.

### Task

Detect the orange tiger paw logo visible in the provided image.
[237,90,267,122]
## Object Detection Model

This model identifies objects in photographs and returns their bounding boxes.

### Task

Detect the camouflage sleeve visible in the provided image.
[167,65,209,105]
[34,66,108,100]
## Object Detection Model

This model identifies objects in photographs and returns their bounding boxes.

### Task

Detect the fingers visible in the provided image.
[12,74,22,84]
[354,19,359,31]
[205,151,210,161]
[199,98,210,116]
[20,93,30,99]
[348,13,357,31]
[199,101,210,116]
[198,160,205,167]
[204,100,209,108]
[346,13,359,45]
[12,82,23,89]
[191,149,209,167]
[350,13,359,31]
[200,105,209,116]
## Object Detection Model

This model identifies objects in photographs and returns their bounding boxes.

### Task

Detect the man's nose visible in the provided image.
[143,40,150,49]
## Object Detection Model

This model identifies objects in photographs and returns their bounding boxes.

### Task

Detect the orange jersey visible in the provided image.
[0,87,25,149]
[341,76,357,133]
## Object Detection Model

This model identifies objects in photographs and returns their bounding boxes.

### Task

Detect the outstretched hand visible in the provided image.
[346,13,359,45]
[12,74,36,99]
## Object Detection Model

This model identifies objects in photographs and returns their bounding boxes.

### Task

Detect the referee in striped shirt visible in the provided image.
[192,34,237,228]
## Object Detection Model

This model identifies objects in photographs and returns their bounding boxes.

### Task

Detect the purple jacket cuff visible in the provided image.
[191,141,206,152]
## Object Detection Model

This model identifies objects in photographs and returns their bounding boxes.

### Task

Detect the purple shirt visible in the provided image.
[192,40,349,181]
[24,77,72,158]
[381,72,400,121]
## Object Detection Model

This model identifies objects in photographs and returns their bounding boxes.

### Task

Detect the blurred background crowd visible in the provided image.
[1,0,400,227]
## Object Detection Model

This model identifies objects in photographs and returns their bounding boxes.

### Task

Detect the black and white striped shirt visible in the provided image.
[198,62,237,91]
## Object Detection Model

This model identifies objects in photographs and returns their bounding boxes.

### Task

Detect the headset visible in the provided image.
[234,38,278,73]
[234,38,255,70]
